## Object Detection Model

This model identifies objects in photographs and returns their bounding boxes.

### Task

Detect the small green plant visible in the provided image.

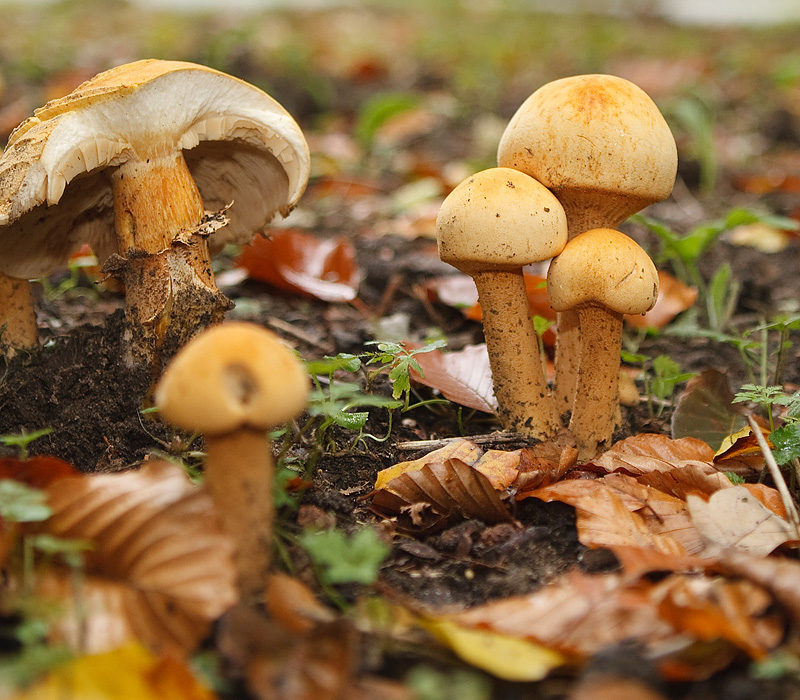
[364,339,447,410]
[0,428,53,461]
[299,526,390,587]
[406,664,492,700]
[621,351,695,417]
[732,384,800,468]
[635,208,798,334]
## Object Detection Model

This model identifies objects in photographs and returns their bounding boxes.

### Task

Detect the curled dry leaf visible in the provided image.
[236,228,362,302]
[0,455,80,489]
[32,461,237,656]
[410,343,497,413]
[686,486,797,557]
[624,270,697,330]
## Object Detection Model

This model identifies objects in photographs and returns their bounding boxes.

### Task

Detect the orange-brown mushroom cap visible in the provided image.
[155,322,309,435]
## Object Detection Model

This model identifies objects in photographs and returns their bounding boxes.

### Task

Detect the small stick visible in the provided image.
[394,432,529,451]
[747,413,800,538]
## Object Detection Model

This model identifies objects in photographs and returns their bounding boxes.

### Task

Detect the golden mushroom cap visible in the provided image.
[0,59,310,279]
[436,167,568,273]
[497,74,677,210]
[547,228,659,315]
[155,322,309,435]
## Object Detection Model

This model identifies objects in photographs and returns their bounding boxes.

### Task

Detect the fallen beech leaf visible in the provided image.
[742,483,789,519]
[610,546,716,582]
[375,438,482,490]
[625,270,697,329]
[687,486,796,556]
[445,570,781,676]
[236,228,362,302]
[10,642,216,700]
[728,222,792,253]
[423,274,478,308]
[602,433,716,462]
[0,455,80,489]
[410,343,497,413]
[671,371,747,450]
[720,550,800,625]
[375,458,515,527]
[423,617,566,681]
[266,573,335,634]
[33,462,237,655]
[526,478,694,555]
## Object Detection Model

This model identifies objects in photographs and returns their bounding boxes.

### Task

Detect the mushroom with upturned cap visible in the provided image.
[497,74,676,416]
[155,322,309,601]
[436,167,568,439]
[0,59,310,368]
[547,229,658,459]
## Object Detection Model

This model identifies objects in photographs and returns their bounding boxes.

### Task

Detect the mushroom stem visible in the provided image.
[109,151,231,368]
[472,269,560,439]
[0,272,38,358]
[568,303,623,459]
[204,428,275,602]
[552,204,626,417]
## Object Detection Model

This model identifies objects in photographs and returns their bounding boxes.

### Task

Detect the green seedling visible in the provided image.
[665,93,718,194]
[0,428,53,461]
[406,665,492,700]
[35,252,100,303]
[733,383,800,470]
[0,481,51,524]
[355,92,420,152]
[364,339,447,411]
[621,351,695,417]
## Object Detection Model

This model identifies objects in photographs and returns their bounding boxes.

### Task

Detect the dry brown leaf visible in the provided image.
[601,433,717,462]
[609,545,716,582]
[445,570,782,679]
[0,455,80,489]
[719,550,800,625]
[33,461,237,656]
[687,486,796,556]
[236,228,362,302]
[410,343,497,413]
[375,438,482,490]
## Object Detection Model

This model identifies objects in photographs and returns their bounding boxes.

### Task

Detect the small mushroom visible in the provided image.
[436,167,568,438]
[497,74,676,416]
[0,272,38,358]
[0,59,310,368]
[547,229,658,459]
[154,322,309,601]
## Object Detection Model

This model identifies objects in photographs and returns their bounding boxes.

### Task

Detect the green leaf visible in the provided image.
[0,480,51,523]
[300,527,390,585]
[306,353,362,376]
[355,92,420,149]
[769,423,800,465]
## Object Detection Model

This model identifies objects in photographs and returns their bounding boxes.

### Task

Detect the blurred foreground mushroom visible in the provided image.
[436,167,567,438]
[547,229,658,459]
[155,322,309,602]
[0,59,309,369]
[497,74,676,416]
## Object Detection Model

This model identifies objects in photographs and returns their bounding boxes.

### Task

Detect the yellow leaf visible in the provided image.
[422,618,565,681]
[11,642,217,700]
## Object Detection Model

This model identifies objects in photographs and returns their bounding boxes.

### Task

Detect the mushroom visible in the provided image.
[547,229,658,459]
[0,272,38,358]
[0,59,310,368]
[497,74,676,416]
[154,321,309,602]
[436,167,568,438]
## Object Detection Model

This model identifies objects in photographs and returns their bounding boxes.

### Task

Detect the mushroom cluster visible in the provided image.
[0,59,310,368]
[436,74,676,459]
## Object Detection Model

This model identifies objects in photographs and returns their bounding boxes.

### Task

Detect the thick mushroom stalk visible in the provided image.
[0,59,310,370]
[436,167,567,438]
[547,229,658,459]
[0,272,38,358]
[155,322,309,602]
[497,74,677,417]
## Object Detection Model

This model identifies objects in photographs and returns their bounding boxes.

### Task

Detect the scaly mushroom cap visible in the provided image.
[547,228,658,315]
[0,59,310,278]
[497,74,677,216]
[155,322,309,435]
[436,167,568,273]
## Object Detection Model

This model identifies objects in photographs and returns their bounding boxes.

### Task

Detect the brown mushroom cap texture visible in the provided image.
[497,74,677,204]
[155,322,309,435]
[436,167,568,272]
[547,228,658,315]
[0,59,310,279]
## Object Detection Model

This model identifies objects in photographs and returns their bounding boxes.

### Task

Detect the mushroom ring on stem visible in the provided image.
[155,321,309,602]
[547,228,658,460]
[436,167,568,439]
[0,59,310,369]
[497,74,676,417]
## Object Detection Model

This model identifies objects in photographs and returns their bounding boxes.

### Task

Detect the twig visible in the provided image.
[266,316,332,353]
[394,432,528,451]
[747,413,800,538]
